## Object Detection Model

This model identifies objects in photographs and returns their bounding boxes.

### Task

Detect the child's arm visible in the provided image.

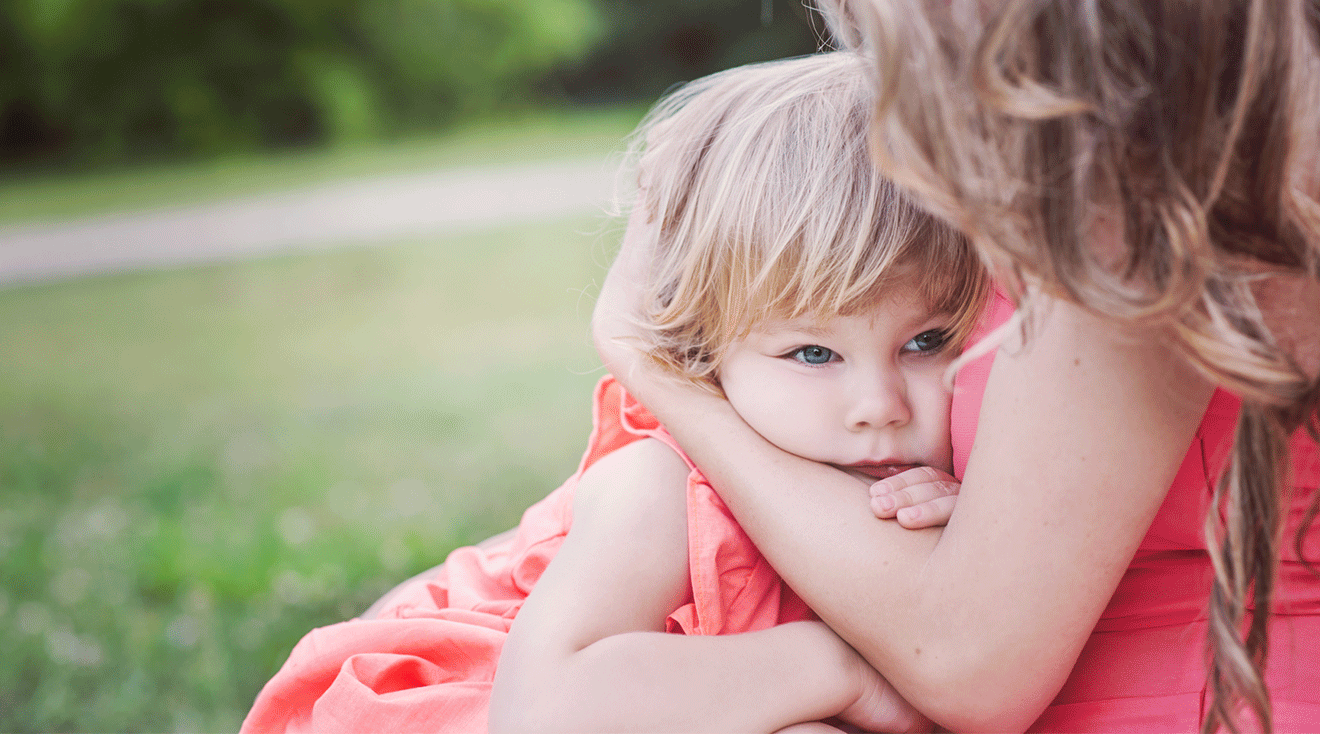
[488,436,923,734]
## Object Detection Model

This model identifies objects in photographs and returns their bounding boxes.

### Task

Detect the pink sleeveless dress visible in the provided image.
[240,376,813,733]
[951,291,1320,732]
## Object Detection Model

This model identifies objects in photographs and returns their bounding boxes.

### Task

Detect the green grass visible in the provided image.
[0,105,644,225]
[0,213,619,731]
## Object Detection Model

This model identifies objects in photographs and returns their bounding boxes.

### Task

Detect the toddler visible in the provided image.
[242,51,988,734]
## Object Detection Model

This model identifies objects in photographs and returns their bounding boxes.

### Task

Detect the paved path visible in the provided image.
[0,156,622,287]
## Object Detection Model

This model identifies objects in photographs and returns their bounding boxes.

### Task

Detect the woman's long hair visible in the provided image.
[825,1,1320,730]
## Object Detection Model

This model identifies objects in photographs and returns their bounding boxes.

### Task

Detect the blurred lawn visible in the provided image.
[0,157,621,727]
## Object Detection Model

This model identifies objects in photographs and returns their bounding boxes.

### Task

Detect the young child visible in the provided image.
[241,51,989,734]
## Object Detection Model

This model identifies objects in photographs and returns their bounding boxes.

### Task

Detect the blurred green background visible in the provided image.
[0,0,825,731]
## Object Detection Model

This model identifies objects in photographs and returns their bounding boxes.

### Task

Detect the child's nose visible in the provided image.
[844,371,912,431]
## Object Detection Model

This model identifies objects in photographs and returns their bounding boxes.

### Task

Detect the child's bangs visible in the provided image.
[735,232,908,331]
[901,227,991,351]
[731,185,989,353]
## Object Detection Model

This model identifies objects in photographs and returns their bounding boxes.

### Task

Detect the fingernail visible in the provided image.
[898,506,919,522]
[875,495,895,512]
[871,481,892,496]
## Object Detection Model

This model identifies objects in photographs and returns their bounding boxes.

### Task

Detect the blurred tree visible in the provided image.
[0,0,825,168]
[549,0,827,105]
[0,0,600,167]
[354,0,600,131]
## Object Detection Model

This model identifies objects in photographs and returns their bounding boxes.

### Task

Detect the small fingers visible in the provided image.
[869,467,959,520]
[872,465,945,495]
[870,481,958,519]
[896,493,958,529]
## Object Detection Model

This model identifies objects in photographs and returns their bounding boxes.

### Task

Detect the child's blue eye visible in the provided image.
[904,330,949,353]
[791,345,836,365]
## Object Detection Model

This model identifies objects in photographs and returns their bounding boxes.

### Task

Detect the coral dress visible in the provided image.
[240,376,813,733]
[951,291,1320,732]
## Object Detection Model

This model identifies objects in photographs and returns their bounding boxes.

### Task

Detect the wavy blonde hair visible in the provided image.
[820,1,1320,730]
[627,51,990,389]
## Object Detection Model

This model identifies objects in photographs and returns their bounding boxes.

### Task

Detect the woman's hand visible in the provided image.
[869,467,960,530]
[774,627,933,734]
[836,645,932,734]
[593,202,658,379]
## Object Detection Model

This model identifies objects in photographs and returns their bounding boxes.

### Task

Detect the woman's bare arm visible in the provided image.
[593,215,1214,731]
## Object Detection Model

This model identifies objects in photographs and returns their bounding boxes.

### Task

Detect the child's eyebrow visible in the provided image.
[755,320,831,339]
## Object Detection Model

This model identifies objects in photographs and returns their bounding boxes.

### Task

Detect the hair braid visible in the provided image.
[1203,404,1291,733]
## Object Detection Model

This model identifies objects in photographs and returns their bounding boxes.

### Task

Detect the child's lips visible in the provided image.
[842,462,920,480]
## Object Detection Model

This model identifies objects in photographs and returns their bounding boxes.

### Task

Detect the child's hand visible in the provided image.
[868,466,960,529]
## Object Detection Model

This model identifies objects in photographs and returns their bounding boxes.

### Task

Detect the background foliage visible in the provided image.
[0,0,825,169]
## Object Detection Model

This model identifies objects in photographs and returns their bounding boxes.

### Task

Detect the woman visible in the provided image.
[593,0,1320,731]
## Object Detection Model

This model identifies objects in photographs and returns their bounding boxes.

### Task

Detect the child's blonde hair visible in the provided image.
[626,51,989,389]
